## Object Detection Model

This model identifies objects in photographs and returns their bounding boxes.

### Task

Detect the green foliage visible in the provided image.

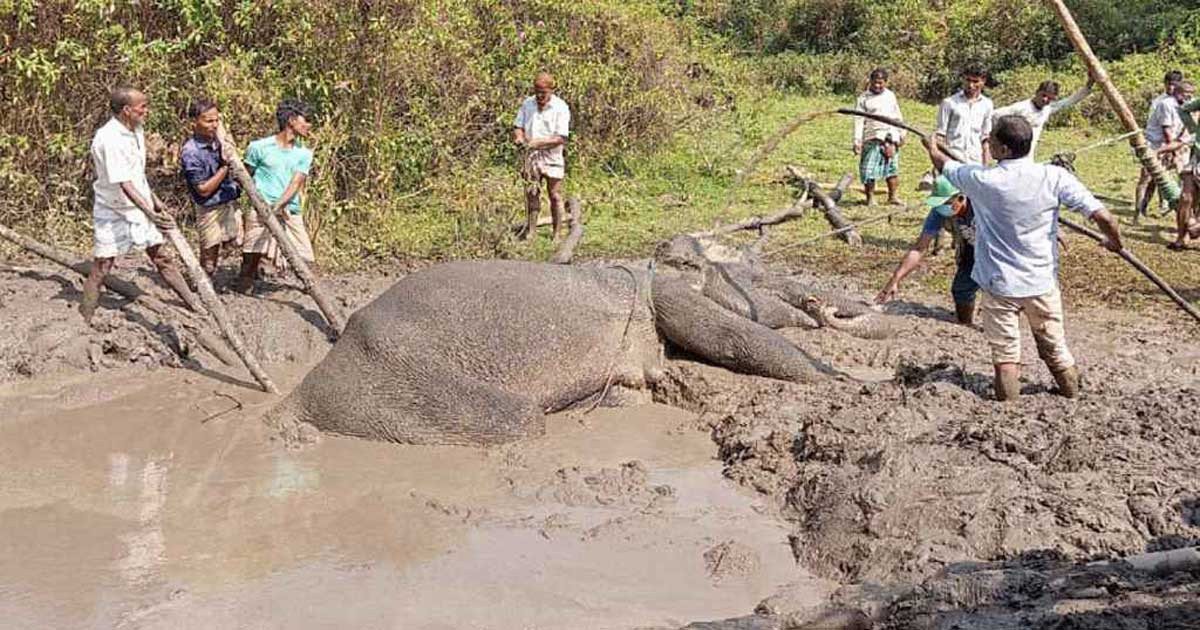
[0,0,737,263]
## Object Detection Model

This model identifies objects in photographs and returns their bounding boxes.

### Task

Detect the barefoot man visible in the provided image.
[81,85,200,323]
[180,97,242,277]
[922,115,1123,401]
[513,72,571,241]
[853,68,906,206]
[236,100,316,293]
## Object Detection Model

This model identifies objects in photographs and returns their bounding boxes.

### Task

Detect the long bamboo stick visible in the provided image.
[1043,0,1181,207]
[215,123,346,335]
[0,222,241,366]
[1059,216,1200,323]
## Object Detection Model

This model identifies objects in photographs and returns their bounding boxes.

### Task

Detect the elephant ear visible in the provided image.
[651,274,836,382]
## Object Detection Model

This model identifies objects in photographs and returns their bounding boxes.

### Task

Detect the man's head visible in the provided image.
[989,115,1034,161]
[1175,80,1196,104]
[110,85,149,127]
[1165,70,1183,95]
[868,68,889,95]
[188,98,220,140]
[275,100,312,137]
[1032,80,1060,110]
[926,176,968,218]
[961,63,988,98]
[533,72,555,109]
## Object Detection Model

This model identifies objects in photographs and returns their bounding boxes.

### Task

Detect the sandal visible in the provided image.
[1167,241,1189,251]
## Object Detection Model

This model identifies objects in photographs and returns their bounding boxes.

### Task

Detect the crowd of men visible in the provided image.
[83,73,572,320]
[859,63,1135,401]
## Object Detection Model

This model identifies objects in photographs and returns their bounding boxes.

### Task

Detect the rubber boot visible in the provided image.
[1051,366,1081,399]
[994,370,1020,402]
[954,301,975,326]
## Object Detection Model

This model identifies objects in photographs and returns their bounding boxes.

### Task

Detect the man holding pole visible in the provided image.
[236,100,316,294]
[81,85,199,323]
[992,77,1094,159]
[1135,70,1185,221]
[922,115,1123,401]
[180,97,243,277]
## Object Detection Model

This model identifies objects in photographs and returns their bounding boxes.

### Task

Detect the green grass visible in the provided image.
[371,92,1192,314]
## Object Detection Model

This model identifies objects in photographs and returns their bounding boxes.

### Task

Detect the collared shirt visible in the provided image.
[1145,93,1182,147]
[91,117,152,219]
[180,135,241,208]
[514,94,571,167]
[852,88,906,145]
[936,91,994,164]
[944,157,1103,298]
[244,136,313,215]
[992,85,1091,157]
[921,206,976,248]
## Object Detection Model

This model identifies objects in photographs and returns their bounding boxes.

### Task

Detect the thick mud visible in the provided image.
[2,256,1198,629]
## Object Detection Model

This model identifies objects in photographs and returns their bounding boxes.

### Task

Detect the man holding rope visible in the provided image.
[513,72,571,242]
[922,115,1123,401]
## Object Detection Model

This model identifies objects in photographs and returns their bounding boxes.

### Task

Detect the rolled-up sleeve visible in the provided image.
[1058,170,1104,218]
[180,148,207,188]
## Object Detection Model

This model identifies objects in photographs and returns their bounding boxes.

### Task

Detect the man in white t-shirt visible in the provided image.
[852,68,906,206]
[992,77,1094,158]
[1135,70,1184,220]
[935,64,995,165]
[513,72,571,242]
[81,86,198,323]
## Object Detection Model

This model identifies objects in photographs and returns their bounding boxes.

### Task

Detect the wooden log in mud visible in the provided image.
[0,221,240,367]
[784,166,861,246]
[696,187,810,239]
[550,197,585,264]
[215,122,346,335]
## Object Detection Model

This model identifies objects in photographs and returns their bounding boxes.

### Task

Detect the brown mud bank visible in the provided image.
[2,259,1199,628]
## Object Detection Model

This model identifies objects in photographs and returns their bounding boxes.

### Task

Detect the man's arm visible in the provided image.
[1048,78,1094,114]
[934,99,950,141]
[526,135,566,151]
[182,152,229,199]
[922,134,952,173]
[980,103,994,164]
[876,232,935,303]
[1089,208,1123,252]
[273,172,307,214]
[852,95,866,152]
[1060,172,1122,252]
[512,127,526,146]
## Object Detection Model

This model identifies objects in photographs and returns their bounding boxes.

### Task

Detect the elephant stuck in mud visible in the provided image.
[267,236,894,445]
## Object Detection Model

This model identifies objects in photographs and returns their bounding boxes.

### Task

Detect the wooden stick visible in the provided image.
[784,166,861,246]
[1043,0,1181,207]
[827,173,854,204]
[835,109,971,164]
[1059,216,1200,323]
[146,199,278,393]
[0,221,240,367]
[550,197,585,264]
[766,205,914,257]
[215,123,346,335]
[693,188,810,238]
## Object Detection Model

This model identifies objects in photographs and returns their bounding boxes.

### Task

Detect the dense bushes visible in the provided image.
[0,0,733,260]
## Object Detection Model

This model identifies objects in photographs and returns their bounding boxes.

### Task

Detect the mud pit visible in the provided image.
[1,257,1199,629]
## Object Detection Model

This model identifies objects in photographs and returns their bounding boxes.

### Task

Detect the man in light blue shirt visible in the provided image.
[921,115,1123,401]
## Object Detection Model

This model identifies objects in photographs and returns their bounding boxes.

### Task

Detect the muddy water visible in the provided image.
[0,367,830,629]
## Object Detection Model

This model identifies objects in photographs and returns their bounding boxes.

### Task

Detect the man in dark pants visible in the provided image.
[876,176,978,325]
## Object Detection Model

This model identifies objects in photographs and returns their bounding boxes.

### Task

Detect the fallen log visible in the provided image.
[550,197,584,264]
[765,204,914,257]
[0,222,240,367]
[1058,216,1200,323]
[785,166,861,246]
[215,123,346,335]
[695,187,810,238]
[827,173,854,204]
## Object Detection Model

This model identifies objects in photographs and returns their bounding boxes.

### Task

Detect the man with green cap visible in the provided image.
[876,175,978,325]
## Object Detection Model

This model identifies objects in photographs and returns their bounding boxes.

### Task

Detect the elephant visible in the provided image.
[266,235,892,446]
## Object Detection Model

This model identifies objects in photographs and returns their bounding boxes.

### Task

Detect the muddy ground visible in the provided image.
[1,253,1198,629]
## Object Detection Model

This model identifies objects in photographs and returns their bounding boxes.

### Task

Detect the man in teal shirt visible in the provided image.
[237,100,316,293]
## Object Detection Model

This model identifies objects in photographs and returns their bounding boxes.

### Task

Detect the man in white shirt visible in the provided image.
[82,86,198,324]
[1135,70,1184,220]
[852,68,906,206]
[513,72,571,242]
[936,64,995,165]
[921,115,1124,402]
[992,77,1094,158]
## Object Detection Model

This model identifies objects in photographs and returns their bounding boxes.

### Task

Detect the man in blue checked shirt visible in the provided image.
[180,98,242,277]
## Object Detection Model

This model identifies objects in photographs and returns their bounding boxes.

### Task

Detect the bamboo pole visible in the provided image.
[1059,216,1200,323]
[215,123,346,335]
[1043,0,1181,207]
[146,199,278,393]
[0,221,244,368]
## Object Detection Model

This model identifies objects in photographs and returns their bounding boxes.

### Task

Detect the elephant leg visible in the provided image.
[652,275,833,382]
[756,273,877,318]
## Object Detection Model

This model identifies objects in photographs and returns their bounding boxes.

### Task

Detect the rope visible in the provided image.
[584,260,656,414]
